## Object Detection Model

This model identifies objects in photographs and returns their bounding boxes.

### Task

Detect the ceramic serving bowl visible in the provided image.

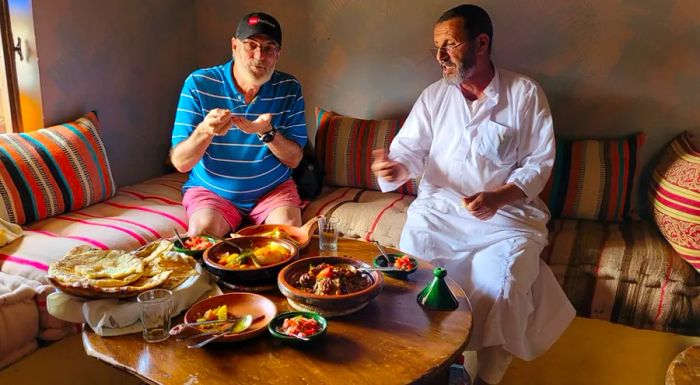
[173,235,216,259]
[233,215,322,249]
[183,292,277,343]
[372,253,419,280]
[202,236,298,285]
[267,311,328,346]
[277,256,383,317]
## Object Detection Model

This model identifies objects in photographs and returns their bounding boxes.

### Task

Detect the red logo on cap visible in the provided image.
[248,16,259,25]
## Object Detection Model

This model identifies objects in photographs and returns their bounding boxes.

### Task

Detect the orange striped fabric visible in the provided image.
[314,107,418,195]
[649,131,700,272]
[540,134,644,222]
[0,112,115,225]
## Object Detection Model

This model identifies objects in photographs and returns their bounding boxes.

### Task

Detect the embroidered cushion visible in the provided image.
[314,107,419,195]
[649,131,700,272]
[540,133,644,222]
[0,112,115,225]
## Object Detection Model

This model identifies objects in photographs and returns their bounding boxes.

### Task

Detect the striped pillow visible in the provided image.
[540,133,644,222]
[650,131,700,272]
[0,112,115,225]
[314,107,419,195]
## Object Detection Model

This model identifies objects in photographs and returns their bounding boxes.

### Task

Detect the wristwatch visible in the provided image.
[257,126,277,143]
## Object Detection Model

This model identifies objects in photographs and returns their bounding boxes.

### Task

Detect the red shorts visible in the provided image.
[182,179,302,230]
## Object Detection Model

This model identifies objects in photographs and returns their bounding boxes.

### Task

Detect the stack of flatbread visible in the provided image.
[48,240,198,299]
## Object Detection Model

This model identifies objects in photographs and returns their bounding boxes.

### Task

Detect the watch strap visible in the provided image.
[257,126,277,143]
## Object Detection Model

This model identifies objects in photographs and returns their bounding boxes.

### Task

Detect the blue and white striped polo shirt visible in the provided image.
[171,60,307,213]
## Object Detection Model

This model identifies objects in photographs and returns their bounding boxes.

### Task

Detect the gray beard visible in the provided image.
[443,62,475,85]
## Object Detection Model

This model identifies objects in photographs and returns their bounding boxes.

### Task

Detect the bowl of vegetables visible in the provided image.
[202,236,298,285]
[268,311,327,345]
[372,253,418,279]
[173,235,216,259]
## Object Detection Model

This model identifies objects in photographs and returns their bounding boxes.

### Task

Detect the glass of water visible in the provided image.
[137,288,172,343]
[319,216,339,252]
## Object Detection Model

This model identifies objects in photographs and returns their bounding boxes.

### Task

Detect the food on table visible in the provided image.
[195,304,232,332]
[179,235,214,251]
[216,241,292,268]
[277,315,321,338]
[393,255,416,271]
[294,263,372,295]
[48,240,198,295]
[257,227,293,240]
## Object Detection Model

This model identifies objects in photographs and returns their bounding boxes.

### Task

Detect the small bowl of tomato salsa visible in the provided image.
[372,253,419,280]
[173,235,216,259]
[268,311,327,345]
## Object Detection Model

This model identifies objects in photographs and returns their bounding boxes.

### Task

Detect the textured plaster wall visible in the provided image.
[27,1,700,210]
[32,0,197,186]
[194,0,700,215]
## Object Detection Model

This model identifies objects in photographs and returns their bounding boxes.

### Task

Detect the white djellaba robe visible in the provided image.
[378,69,576,384]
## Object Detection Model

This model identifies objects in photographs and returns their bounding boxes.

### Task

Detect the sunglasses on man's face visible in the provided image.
[240,39,281,56]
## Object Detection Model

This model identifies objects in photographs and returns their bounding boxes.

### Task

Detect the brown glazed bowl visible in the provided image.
[277,256,383,317]
[203,236,298,285]
[233,215,322,249]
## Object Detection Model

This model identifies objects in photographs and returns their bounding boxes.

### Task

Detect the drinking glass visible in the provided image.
[319,216,339,251]
[137,288,172,343]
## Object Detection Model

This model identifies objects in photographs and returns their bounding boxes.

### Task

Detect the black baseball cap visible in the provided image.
[236,12,282,47]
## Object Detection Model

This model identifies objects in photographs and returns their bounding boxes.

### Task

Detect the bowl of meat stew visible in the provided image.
[277,256,383,317]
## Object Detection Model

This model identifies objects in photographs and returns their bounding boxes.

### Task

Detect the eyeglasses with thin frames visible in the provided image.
[241,40,281,56]
[429,41,466,57]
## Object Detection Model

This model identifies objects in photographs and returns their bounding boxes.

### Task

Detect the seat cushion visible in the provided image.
[0,112,115,225]
[0,173,188,284]
[305,187,700,335]
[302,186,414,248]
[649,131,700,272]
[545,219,700,336]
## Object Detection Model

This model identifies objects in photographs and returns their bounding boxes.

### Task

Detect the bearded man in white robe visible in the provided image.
[371,4,575,384]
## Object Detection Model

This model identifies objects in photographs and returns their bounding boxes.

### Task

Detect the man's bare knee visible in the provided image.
[265,206,301,226]
[188,209,230,237]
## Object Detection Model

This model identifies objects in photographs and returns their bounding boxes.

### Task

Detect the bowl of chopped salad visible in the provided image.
[173,235,216,259]
[268,311,327,345]
[203,236,299,285]
[372,253,418,280]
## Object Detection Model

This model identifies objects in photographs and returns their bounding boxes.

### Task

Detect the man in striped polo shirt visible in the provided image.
[170,12,307,237]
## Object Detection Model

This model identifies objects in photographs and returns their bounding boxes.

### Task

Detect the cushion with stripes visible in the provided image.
[546,218,700,335]
[650,131,700,272]
[540,133,644,222]
[301,186,414,248]
[0,112,115,225]
[314,107,419,195]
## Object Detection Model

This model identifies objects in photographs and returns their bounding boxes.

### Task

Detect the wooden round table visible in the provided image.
[666,345,700,385]
[83,238,473,385]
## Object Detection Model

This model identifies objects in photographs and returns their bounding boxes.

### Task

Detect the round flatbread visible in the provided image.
[49,246,144,288]
[149,252,197,289]
[48,240,199,298]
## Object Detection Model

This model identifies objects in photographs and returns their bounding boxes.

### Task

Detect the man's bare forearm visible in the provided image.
[170,126,215,172]
[266,134,303,168]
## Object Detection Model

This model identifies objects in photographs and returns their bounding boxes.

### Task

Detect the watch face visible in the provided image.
[261,128,276,143]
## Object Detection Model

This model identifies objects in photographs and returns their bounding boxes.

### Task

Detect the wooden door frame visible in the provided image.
[1,0,22,132]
